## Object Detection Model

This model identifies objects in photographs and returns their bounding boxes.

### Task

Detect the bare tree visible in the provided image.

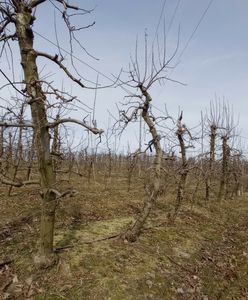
[0,0,103,267]
[230,148,243,198]
[205,100,221,202]
[217,102,237,201]
[118,31,181,242]
[171,111,192,220]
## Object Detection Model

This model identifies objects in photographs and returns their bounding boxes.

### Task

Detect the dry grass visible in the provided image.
[0,172,248,299]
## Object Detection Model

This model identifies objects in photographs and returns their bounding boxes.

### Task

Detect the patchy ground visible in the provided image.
[0,174,248,299]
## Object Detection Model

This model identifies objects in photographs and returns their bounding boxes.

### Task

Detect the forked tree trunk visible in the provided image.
[123,85,162,242]
[15,5,57,266]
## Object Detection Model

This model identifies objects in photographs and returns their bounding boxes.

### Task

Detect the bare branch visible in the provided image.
[0,175,40,187]
[0,121,33,128]
[29,0,47,8]
[47,118,104,135]
[36,51,86,88]
[54,0,81,11]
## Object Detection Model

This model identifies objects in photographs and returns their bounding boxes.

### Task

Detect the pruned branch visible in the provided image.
[0,175,40,187]
[47,118,103,134]
[29,0,47,8]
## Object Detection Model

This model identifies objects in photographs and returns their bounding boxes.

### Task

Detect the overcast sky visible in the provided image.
[0,0,248,153]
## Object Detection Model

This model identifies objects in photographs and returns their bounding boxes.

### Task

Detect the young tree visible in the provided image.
[218,103,237,201]
[118,32,181,242]
[172,111,192,220]
[205,101,221,202]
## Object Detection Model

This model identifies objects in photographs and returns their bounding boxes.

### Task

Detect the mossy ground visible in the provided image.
[0,173,248,299]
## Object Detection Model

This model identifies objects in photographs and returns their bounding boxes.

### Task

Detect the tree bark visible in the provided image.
[218,135,229,201]
[15,4,57,267]
[172,114,189,220]
[123,85,162,242]
[205,124,216,202]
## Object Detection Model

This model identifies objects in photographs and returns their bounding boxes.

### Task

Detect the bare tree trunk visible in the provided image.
[5,132,13,173]
[127,155,137,192]
[26,133,35,181]
[123,86,162,242]
[232,153,243,198]
[218,136,229,201]
[205,124,216,202]
[236,154,243,197]
[190,170,201,208]
[172,113,189,220]
[104,150,112,191]
[1,0,103,267]
[15,5,57,266]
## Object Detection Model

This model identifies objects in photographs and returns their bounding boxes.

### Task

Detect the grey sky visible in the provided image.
[0,0,247,153]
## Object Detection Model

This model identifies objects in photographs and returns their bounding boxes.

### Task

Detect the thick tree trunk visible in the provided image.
[15,5,57,266]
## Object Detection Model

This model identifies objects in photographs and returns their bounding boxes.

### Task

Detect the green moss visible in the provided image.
[55,217,132,247]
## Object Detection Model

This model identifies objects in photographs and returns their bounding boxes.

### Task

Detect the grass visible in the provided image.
[0,173,248,299]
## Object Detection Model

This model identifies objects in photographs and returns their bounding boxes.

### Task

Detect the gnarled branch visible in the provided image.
[47,118,103,134]
[36,51,86,88]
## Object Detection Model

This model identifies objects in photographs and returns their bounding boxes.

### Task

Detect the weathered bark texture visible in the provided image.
[124,85,162,242]
[15,3,57,266]
[172,114,189,220]
[127,155,137,192]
